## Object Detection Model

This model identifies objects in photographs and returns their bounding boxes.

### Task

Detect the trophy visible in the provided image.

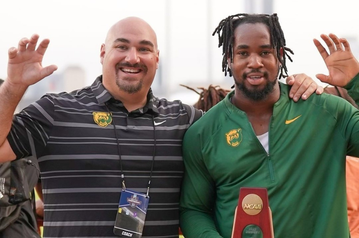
[231,187,274,238]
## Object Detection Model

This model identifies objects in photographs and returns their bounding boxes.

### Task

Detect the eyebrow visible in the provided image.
[114,38,154,48]
[235,44,273,50]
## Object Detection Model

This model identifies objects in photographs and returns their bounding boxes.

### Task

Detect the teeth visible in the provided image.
[249,76,261,79]
[122,68,140,73]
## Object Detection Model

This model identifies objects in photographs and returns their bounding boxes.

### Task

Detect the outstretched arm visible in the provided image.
[0,34,57,162]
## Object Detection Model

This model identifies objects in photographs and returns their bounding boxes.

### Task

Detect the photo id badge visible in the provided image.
[113,189,149,238]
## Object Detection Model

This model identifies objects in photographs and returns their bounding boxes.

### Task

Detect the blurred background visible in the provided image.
[1,0,359,111]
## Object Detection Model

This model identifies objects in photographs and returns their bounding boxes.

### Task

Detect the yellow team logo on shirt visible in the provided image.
[226,128,242,147]
[93,112,112,127]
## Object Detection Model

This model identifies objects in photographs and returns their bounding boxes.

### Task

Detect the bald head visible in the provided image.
[100,17,160,103]
[105,17,158,50]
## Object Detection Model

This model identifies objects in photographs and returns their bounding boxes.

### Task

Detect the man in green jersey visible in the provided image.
[180,13,359,238]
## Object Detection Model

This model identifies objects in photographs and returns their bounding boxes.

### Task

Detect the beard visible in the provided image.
[235,71,277,101]
[116,77,143,94]
[115,62,145,94]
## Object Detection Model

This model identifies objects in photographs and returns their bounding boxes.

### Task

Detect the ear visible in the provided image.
[100,44,106,65]
[279,47,284,61]
[227,57,232,69]
[156,50,160,69]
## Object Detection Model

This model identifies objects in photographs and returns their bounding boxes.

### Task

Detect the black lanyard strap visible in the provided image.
[105,103,156,197]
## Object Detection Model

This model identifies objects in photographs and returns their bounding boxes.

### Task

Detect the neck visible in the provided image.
[110,89,148,112]
[231,86,280,116]
[231,90,279,136]
[121,96,148,112]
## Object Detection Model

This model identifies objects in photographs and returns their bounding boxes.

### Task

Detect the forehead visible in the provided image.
[233,23,271,47]
[108,21,157,47]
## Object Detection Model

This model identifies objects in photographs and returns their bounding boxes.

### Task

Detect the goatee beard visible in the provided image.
[236,71,276,101]
[116,79,143,94]
[114,62,146,94]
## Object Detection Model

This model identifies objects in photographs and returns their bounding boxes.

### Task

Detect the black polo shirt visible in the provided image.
[8,76,202,237]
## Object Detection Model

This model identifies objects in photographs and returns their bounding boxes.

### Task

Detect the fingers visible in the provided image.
[314,33,347,56]
[313,38,328,61]
[321,34,338,54]
[12,34,47,55]
[288,74,318,101]
[8,47,18,59]
[27,34,40,51]
[316,85,324,95]
[36,38,51,56]
[18,37,30,52]
[339,37,351,51]
[329,33,344,51]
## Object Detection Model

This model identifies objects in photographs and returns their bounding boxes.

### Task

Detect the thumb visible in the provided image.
[315,74,331,84]
[40,65,58,78]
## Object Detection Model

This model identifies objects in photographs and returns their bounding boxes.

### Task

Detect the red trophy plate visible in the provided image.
[231,187,274,238]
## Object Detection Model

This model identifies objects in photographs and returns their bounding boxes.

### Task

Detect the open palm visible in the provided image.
[314,33,359,87]
[7,34,57,87]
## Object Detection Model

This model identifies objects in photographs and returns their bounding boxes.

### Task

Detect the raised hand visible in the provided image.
[7,34,58,88]
[313,33,359,87]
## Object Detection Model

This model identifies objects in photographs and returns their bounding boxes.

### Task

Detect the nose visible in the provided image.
[247,54,263,68]
[125,47,140,64]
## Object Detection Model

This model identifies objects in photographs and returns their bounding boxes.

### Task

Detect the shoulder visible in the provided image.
[37,85,96,107]
[153,96,203,124]
[185,99,227,135]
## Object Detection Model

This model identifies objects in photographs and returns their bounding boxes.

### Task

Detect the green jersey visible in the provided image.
[180,78,359,238]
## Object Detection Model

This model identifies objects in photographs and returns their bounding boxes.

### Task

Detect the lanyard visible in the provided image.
[106,103,156,198]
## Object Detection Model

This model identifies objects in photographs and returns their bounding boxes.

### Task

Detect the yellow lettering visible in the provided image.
[243,204,262,210]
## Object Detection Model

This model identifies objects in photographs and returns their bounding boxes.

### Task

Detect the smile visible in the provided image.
[121,68,141,74]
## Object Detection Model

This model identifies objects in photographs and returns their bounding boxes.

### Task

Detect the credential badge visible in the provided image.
[93,112,112,127]
[127,194,142,208]
[226,128,242,147]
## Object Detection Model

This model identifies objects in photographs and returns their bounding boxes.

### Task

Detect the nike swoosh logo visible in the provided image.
[285,115,301,125]
[154,120,166,126]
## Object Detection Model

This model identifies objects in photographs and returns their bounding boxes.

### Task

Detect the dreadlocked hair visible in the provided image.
[212,13,293,79]
[180,84,231,112]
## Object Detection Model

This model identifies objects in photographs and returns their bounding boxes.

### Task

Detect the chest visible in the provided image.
[247,113,272,135]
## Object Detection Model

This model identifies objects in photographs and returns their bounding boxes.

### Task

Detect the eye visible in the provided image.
[116,45,128,50]
[237,51,248,57]
[261,50,272,56]
[139,47,151,52]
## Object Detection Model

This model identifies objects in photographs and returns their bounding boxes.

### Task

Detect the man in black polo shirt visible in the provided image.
[0,17,321,237]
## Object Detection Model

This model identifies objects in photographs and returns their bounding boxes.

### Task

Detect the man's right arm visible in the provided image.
[0,81,29,162]
[180,128,223,238]
[0,34,57,163]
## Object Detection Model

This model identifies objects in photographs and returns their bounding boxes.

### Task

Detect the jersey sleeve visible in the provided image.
[179,126,223,238]
[7,95,55,160]
[346,110,359,157]
[345,72,359,106]
[183,104,204,125]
